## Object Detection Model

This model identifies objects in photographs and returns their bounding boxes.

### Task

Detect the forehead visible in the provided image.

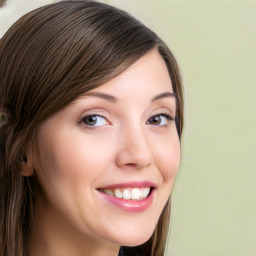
[86,49,174,98]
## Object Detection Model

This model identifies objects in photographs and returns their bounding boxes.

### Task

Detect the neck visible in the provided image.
[29,193,120,256]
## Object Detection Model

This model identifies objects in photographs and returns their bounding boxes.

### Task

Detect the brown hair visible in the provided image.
[0,1,184,255]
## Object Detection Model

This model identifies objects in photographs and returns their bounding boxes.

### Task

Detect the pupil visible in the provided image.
[86,116,97,125]
[152,116,160,125]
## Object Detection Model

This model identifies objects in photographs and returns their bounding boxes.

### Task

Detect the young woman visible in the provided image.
[0,1,184,256]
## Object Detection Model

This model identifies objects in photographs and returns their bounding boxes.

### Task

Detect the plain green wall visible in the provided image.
[106,1,256,255]
[1,1,255,255]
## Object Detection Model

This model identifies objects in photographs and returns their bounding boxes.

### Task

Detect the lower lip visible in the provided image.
[98,189,155,213]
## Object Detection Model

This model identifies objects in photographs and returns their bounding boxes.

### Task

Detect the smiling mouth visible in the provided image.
[98,187,153,201]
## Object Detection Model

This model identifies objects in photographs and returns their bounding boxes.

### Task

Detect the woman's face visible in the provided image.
[32,49,180,248]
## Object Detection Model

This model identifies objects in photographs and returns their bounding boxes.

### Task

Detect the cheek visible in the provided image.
[155,137,181,182]
[34,133,112,196]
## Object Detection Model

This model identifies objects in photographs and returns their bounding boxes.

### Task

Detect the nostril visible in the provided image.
[126,163,137,167]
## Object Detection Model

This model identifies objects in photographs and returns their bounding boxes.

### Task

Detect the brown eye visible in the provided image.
[147,113,173,126]
[148,116,161,125]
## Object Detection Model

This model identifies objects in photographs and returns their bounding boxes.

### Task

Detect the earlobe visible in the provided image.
[20,151,35,177]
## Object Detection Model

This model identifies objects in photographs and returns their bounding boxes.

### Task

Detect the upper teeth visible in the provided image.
[101,187,151,200]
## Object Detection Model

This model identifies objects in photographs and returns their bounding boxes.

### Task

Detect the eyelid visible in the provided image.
[77,108,110,122]
[150,107,175,119]
[150,112,174,120]
[78,113,108,123]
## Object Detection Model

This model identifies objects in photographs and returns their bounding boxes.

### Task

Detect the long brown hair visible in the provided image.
[0,1,184,255]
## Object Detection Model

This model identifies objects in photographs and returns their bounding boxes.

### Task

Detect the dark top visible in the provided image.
[118,246,140,256]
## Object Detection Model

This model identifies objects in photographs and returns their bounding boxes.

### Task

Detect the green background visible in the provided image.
[1,0,255,255]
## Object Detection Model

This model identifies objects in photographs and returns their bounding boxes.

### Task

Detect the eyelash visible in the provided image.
[79,112,174,128]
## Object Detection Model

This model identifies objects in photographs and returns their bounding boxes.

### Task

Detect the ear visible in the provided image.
[20,148,35,177]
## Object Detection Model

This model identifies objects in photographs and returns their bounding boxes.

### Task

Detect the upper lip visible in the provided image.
[97,181,157,189]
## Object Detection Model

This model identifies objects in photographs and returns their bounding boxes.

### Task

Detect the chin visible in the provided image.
[115,227,155,247]
[122,238,151,247]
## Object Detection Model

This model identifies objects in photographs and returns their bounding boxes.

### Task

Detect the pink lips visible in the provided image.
[97,181,156,213]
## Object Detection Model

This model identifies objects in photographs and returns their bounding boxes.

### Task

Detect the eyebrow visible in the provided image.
[151,92,177,102]
[84,91,177,103]
[84,92,117,103]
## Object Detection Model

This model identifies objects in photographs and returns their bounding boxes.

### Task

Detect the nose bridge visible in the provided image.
[127,122,150,151]
[116,119,153,169]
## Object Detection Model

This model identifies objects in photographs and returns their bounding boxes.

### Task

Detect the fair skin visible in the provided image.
[26,49,180,256]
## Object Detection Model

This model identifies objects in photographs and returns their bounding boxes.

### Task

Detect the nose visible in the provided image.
[115,125,153,170]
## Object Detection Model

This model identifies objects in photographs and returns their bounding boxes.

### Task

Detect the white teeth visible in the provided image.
[114,189,123,198]
[131,188,141,200]
[123,189,132,199]
[142,187,150,198]
[102,187,151,200]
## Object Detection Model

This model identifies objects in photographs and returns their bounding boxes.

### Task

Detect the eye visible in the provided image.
[81,115,109,127]
[147,113,174,126]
